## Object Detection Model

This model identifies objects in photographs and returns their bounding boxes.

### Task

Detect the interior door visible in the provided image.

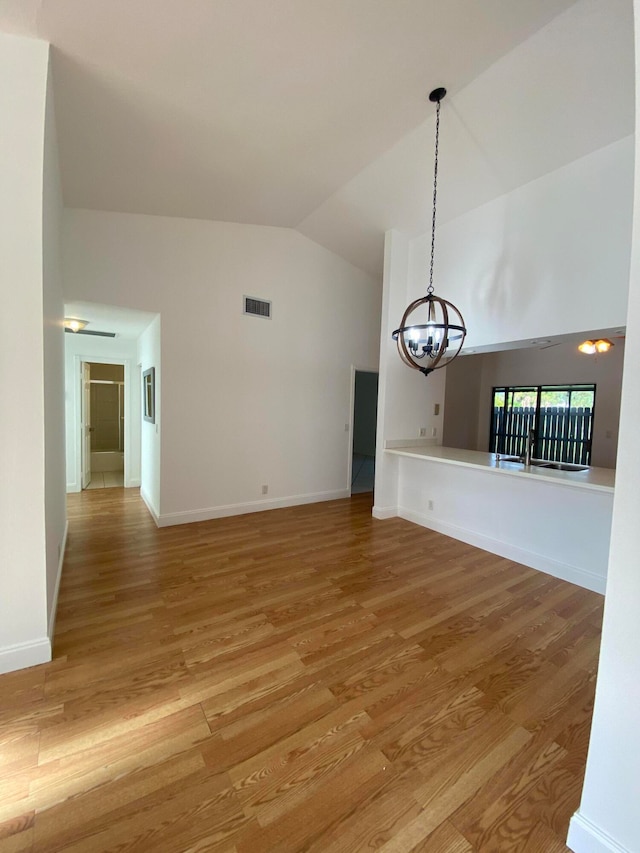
[351,370,379,495]
[90,383,121,450]
[81,361,92,489]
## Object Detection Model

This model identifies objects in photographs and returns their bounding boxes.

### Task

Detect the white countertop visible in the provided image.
[385,444,615,493]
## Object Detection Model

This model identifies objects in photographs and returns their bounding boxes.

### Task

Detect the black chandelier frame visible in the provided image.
[392,86,467,377]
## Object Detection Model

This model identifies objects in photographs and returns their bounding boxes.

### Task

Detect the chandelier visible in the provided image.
[392,87,467,376]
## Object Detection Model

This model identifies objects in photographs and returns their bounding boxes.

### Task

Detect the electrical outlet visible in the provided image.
[419,427,427,437]
[428,500,434,511]
[262,484,268,495]
[431,427,437,438]
[344,423,349,432]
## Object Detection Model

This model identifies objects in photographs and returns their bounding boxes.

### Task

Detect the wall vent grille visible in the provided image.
[243,296,271,319]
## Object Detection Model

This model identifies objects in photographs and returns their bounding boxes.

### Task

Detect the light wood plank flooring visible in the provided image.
[0,489,603,852]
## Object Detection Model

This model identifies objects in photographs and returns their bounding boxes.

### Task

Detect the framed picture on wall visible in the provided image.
[143,367,155,423]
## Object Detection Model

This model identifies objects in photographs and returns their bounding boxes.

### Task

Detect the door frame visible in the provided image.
[347,365,379,496]
[71,355,139,491]
[81,361,92,489]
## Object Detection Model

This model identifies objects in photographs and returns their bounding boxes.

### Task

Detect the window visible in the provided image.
[490,384,596,465]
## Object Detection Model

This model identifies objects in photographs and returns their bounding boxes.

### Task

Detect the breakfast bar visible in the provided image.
[377,443,615,593]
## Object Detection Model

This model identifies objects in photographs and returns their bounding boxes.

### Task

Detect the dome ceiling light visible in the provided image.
[578,339,614,354]
[64,318,89,333]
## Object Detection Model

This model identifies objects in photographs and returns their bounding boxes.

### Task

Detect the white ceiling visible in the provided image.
[0,0,634,277]
[299,0,636,273]
[64,301,157,339]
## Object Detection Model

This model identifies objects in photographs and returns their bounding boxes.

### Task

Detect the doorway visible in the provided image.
[351,370,379,495]
[81,361,125,489]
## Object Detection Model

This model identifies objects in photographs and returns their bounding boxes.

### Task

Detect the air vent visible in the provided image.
[243,296,271,319]
[64,328,117,338]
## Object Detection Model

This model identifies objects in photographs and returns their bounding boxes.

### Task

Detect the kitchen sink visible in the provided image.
[494,454,589,472]
[531,462,589,471]
[530,460,589,472]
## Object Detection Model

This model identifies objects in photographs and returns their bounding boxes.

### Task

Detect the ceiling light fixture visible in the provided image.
[392,87,467,377]
[578,338,614,355]
[595,338,613,353]
[64,318,89,333]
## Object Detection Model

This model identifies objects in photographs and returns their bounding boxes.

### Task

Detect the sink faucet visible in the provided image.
[522,429,535,466]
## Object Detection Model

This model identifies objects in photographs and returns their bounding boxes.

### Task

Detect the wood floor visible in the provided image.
[0,489,603,852]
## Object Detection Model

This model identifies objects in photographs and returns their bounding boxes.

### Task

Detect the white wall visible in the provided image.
[64,332,143,492]
[398,457,612,593]
[138,316,161,519]
[567,3,640,849]
[0,34,61,673]
[296,0,634,278]
[63,210,381,524]
[373,230,446,518]
[409,137,633,350]
[441,355,484,453]
[444,341,625,469]
[42,57,67,639]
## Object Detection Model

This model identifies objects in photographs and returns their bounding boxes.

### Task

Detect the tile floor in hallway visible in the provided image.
[85,471,125,489]
[351,453,375,494]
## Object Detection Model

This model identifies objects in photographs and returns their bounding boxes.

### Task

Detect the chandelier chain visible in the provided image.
[391,85,467,377]
[428,98,441,296]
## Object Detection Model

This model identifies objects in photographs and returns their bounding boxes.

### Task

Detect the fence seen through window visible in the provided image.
[490,385,596,465]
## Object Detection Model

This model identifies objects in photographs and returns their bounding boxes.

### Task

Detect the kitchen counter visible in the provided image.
[384,444,615,493]
[375,442,614,593]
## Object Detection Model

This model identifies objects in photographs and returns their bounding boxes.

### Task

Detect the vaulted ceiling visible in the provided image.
[0,0,634,276]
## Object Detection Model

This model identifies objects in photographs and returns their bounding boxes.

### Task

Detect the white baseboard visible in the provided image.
[398,507,606,594]
[0,637,51,675]
[140,487,160,526]
[372,505,398,520]
[66,481,80,493]
[48,520,69,642]
[155,488,351,528]
[567,813,630,853]
[125,477,141,488]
